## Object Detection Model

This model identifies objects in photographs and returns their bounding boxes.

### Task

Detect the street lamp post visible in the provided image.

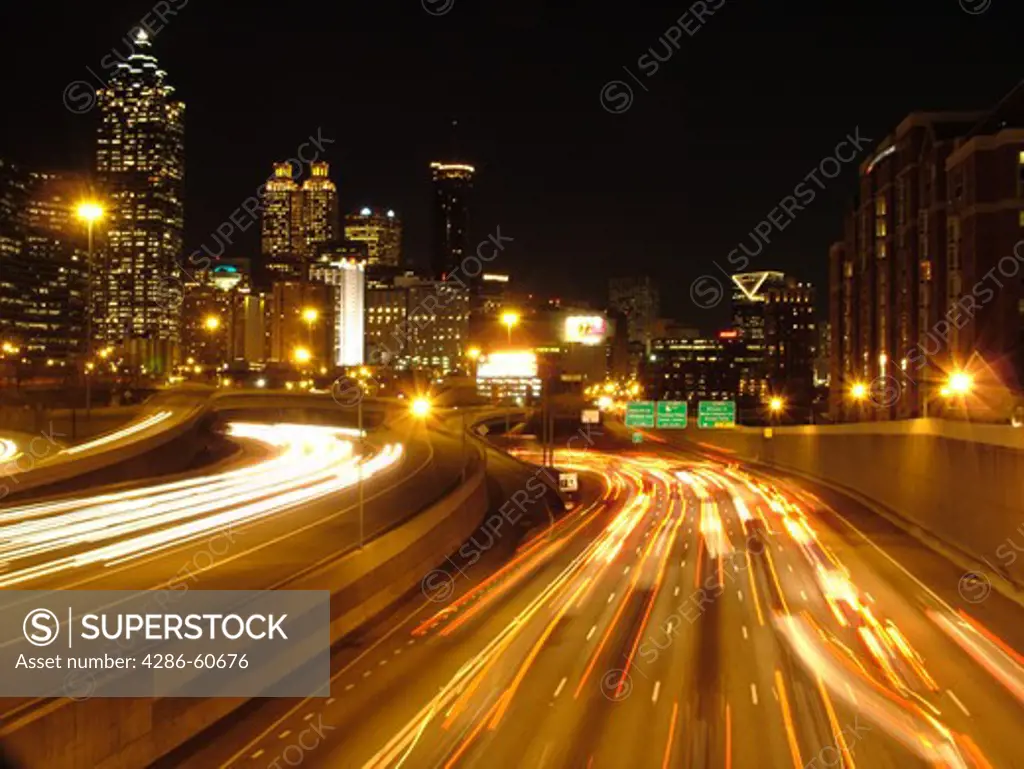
[76,201,103,418]
[357,394,364,549]
[500,312,520,436]
[303,308,318,349]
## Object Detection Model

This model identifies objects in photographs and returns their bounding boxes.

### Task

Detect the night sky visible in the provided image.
[1,0,1018,330]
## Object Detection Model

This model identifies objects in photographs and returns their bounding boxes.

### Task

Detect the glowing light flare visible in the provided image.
[75,201,104,223]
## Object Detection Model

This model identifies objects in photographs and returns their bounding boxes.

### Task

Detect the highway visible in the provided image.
[0,413,472,750]
[173,432,1024,769]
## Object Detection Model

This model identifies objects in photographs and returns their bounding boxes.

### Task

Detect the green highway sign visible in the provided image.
[656,401,688,429]
[697,400,736,429]
[624,400,656,428]
[631,432,643,444]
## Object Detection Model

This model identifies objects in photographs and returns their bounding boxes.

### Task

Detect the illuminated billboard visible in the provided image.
[563,316,607,346]
[476,351,538,379]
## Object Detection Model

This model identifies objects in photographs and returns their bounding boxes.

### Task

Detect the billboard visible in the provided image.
[563,315,607,346]
[476,351,538,379]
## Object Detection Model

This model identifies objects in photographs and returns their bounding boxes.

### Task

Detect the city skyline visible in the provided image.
[2,4,1019,324]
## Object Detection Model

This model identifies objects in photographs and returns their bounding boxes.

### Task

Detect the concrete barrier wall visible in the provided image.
[669,419,1024,589]
[0,454,489,769]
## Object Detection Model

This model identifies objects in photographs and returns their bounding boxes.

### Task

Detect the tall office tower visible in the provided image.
[0,162,89,363]
[430,161,474,279]
[608,275,660,373]
[261,162,303,281]
[730,270,786,405]
[95,29,185,373]
[301,162,339,257]
[309,255,364,366]
[23,171,89,360]
[345,207,402,267]
[0,159,29,357]
[763,278,817,409]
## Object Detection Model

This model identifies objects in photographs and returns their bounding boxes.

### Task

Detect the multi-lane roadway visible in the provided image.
[180,437,1024,769]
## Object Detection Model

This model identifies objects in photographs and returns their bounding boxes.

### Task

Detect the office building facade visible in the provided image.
[94,29,185,373]
[830,93,1024,421]
[430,162,473,279]
[345,208,402,267]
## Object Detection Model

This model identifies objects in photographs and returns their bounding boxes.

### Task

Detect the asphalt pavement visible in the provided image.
[171,422,1024,769]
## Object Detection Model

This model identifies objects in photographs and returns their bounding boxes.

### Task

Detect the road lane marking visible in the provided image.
[742,625,748,640]
[652,680,661,703]
[624,565,631,575]
[800,590,808,601]
[553,677,567,699]
[750,684,758,704]
[737,590,743,602]
[607,592,616,604]
[673,586,680,597]
[586,625,597,641]
[948,689,971,716]
[278,730,291,740]
[344,684,354,691]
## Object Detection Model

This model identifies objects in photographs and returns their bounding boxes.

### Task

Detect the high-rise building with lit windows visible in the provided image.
[345,207,402,267]
[262,161,338,282]
[301,162,339,257]
[430,162,473,279]
[0,163,90,363]
[309,256,364,367]
[261,162,303,280]
[94,29,185,373]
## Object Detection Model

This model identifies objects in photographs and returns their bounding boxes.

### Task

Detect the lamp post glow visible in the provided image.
[501,311,520,345]
[203,315,221,332]
[947,371,973,396]
[850,383,867,401]
[76,201,104,418]
[293,346,312,366]
[411,397,432,418]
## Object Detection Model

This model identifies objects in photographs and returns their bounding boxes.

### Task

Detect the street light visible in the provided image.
[768,396,784,424]
[293,346,312,366]
[850,382,867,401]
[76,200,104,418]
[501,311,520,345]
[947,370,973,396]
[203,315,221,331]
[411,397,432,418]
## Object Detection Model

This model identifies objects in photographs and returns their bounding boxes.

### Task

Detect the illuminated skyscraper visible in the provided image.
[345,207,402,267]
[310,255,364,367]
[95,29,185,373]
[262,161,338,281]
[261,162,303,280]
[301,162,339,256]
[430,161,473,279]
